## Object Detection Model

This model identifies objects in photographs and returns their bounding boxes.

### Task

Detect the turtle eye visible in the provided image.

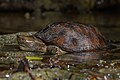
[17,35,26,43]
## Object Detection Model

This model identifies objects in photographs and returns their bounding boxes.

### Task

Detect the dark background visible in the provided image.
[0,0,120,40]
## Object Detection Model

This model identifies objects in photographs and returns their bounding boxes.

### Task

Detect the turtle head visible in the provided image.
[17,35,47,53]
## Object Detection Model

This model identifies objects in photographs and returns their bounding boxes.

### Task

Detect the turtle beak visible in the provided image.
[17,35,26,47]
[17,35,33,46]
[17,35,34,51]
[17,35,47,53]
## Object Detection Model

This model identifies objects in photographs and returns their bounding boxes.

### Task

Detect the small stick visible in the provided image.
[22,57,36,80]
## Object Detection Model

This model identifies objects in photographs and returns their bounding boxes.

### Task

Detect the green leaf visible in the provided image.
[26,56,43,60]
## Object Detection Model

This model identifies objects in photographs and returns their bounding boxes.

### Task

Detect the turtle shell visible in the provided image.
[35,22,107,53]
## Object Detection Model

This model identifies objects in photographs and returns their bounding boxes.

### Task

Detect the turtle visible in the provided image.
[17,22,115,56]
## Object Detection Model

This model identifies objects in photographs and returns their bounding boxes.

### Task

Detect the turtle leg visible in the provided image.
[47,45,66,55]
[47,45,67,66]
